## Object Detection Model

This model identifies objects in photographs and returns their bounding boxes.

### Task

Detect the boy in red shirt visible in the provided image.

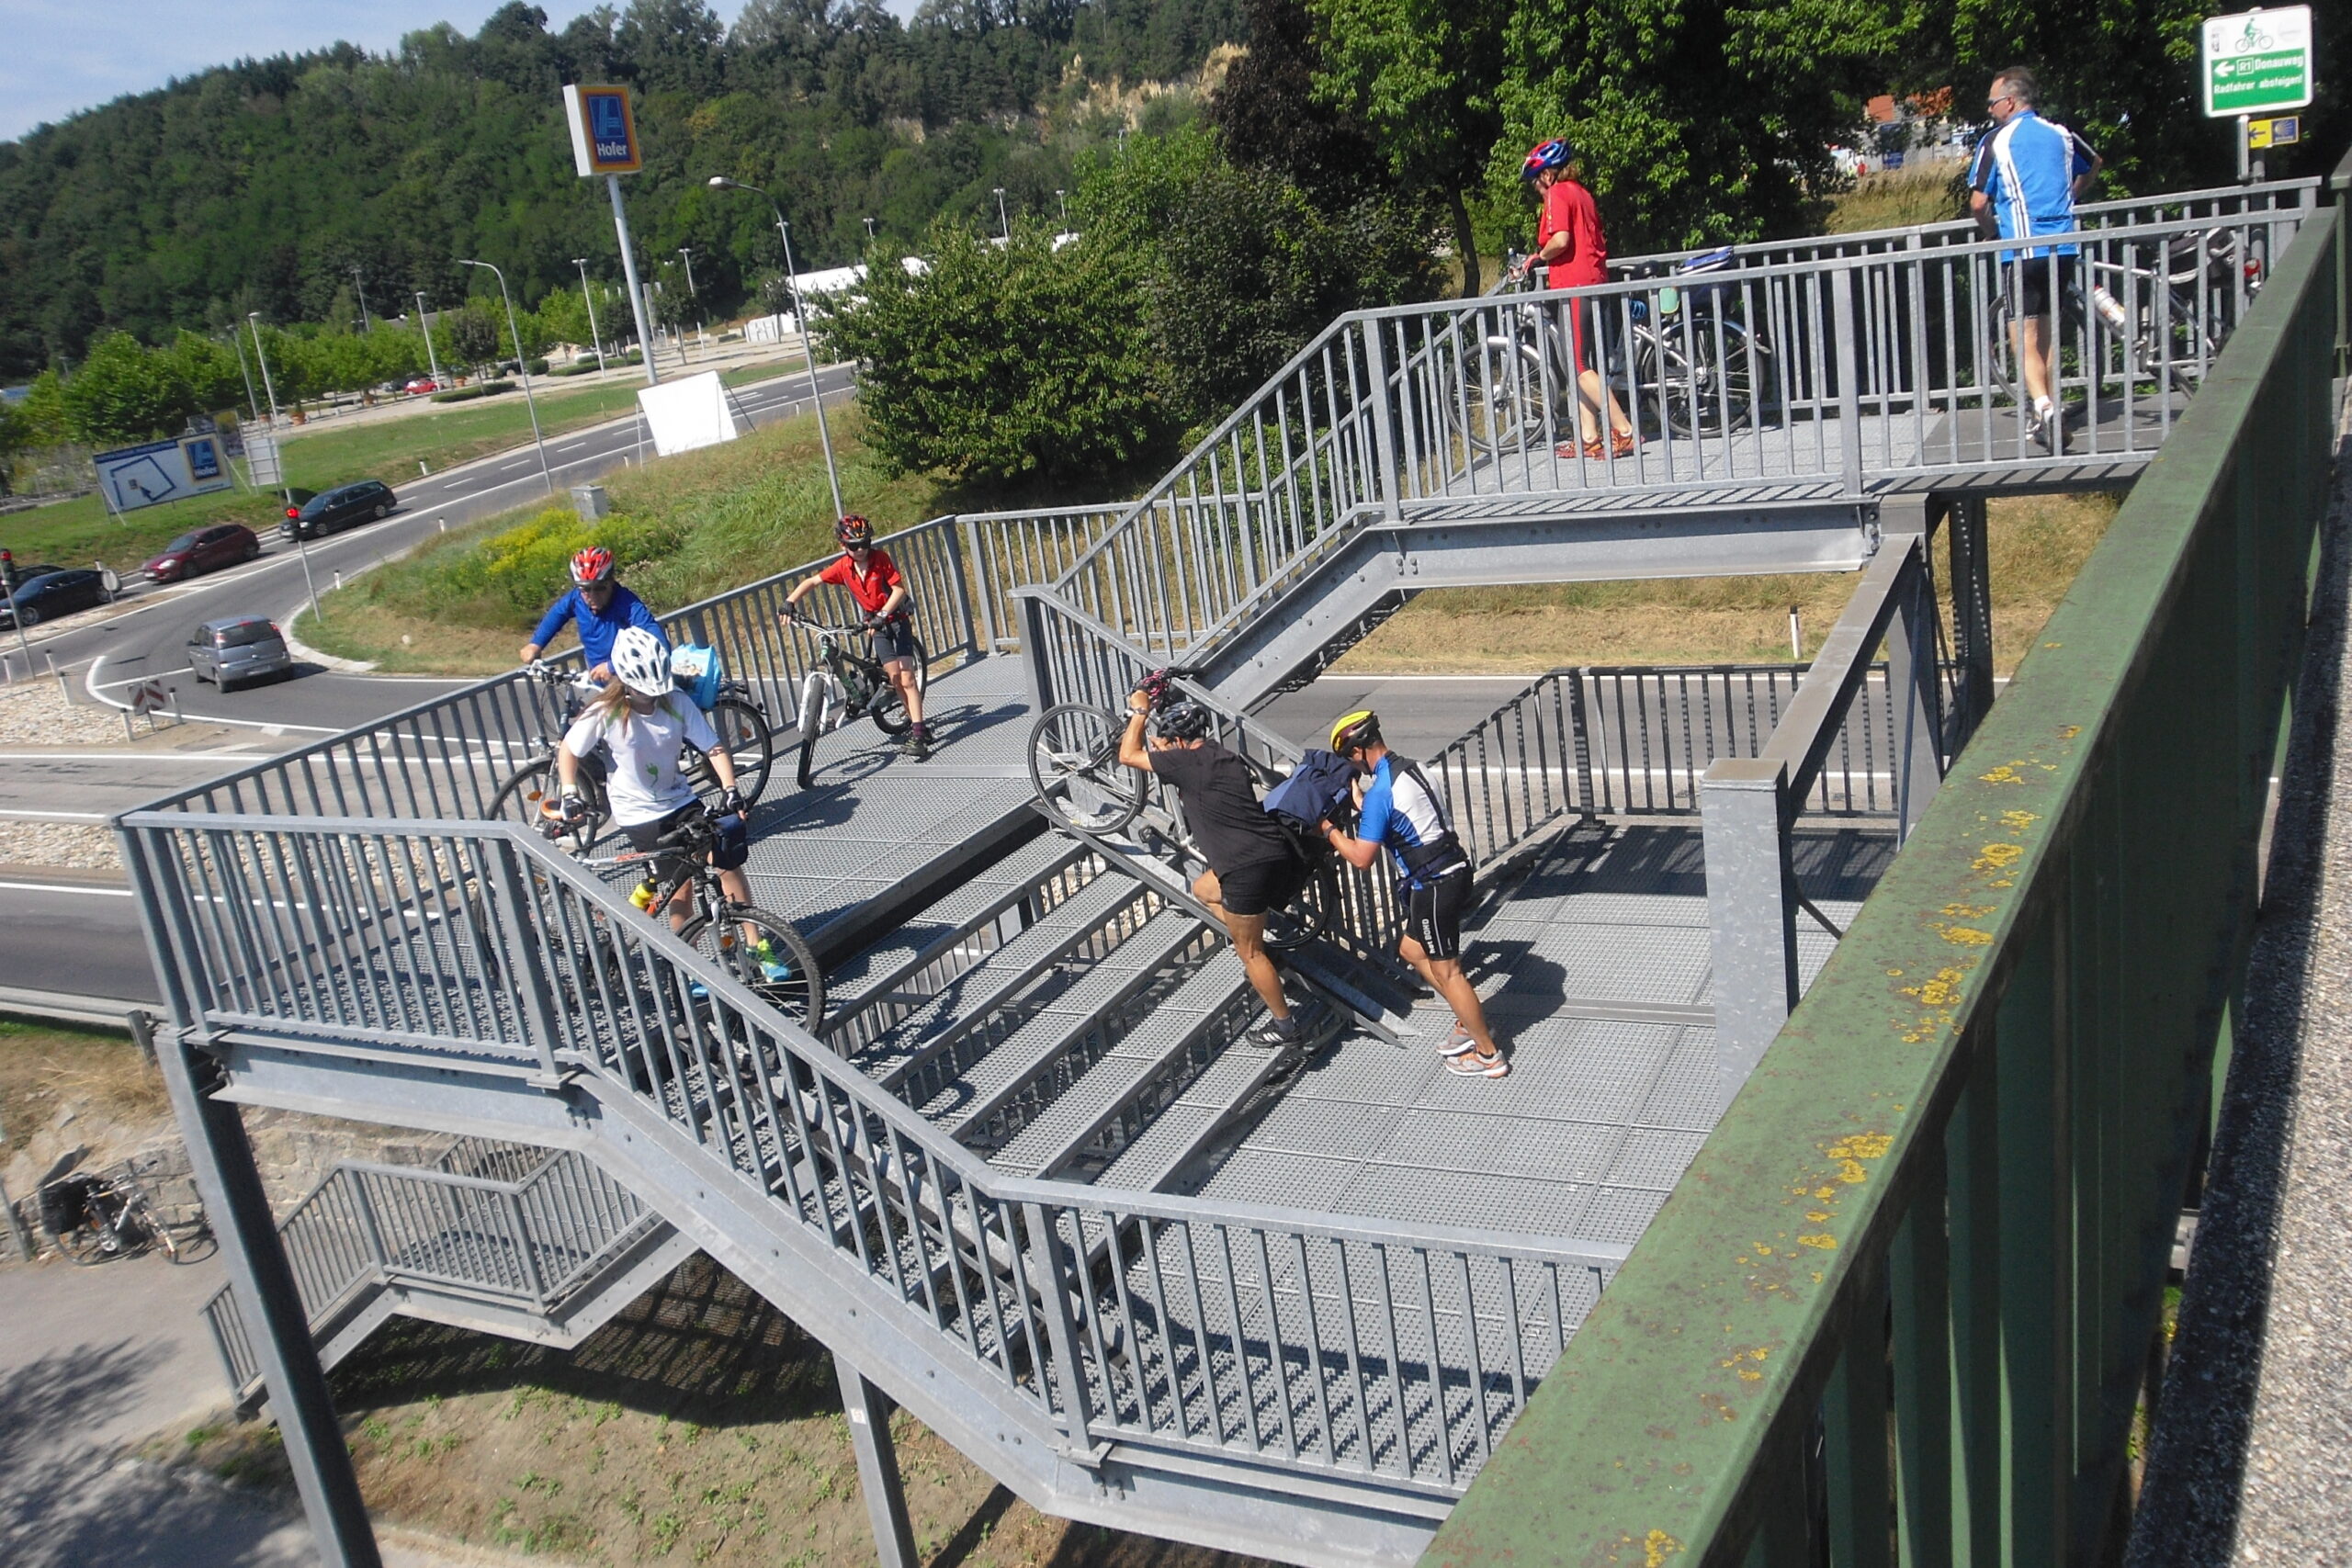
[781,514,932,759]
[1509,139,1634,461]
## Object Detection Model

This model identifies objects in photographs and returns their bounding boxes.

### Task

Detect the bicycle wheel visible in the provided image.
[488,757,607,858]
[681,904,824,1034]
[1682,314,1769,434]
[688,694,775,808]
[1028,704,1147,834]
[119,1186,176,1260]
[796,678,832,789]
[1456,337,1550,457]
[871,684,913,737]
[1263,861,1340,952]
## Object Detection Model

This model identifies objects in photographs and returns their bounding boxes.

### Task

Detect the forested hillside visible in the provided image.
[0,0,1242,379]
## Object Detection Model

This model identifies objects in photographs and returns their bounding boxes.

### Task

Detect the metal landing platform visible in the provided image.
[1190,820,1894,1254]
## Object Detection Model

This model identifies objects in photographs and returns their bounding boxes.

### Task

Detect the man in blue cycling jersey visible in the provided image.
[1319,709,1505,1078]
[520,546,665,682]
[1970,65,2102,454]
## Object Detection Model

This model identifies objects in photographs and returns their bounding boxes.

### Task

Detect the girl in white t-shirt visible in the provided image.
[555,626,752,931]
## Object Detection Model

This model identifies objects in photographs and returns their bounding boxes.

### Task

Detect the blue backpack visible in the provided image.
[1262,749,1357,833]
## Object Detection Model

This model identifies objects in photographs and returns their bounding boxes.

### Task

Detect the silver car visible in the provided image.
[187,616,294,692]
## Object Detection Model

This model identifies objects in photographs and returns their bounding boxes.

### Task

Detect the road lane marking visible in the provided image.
[0,808,107,820]
[0,879,132,897]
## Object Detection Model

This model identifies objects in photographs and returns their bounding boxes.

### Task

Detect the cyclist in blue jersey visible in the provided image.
[1318,710,1505,1078]
[1970,65,2102,454]
[520,547,666,682]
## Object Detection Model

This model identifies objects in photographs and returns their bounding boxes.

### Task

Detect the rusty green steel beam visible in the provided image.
[1425,189,2341,1567]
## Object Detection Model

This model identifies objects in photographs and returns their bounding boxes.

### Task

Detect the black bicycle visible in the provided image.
[1024,668,1339,950]
[582,807,825,1033]
[489,663,776,854]
[39,1163,207,1265]
[784,613,930,788]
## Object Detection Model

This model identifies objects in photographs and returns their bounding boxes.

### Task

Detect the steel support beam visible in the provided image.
[836,1352,922,1568]
[1701,758,1799,1110]
[155,1029,383,1567]
[1943,494,1996,748]
[1886,549,1947,841]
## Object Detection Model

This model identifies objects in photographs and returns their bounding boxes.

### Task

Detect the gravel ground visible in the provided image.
[2125,409,2352,1564]
[0,820,120,870]
[0,678,127,748]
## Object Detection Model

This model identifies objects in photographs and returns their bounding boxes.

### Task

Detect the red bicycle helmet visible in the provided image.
[835,514,874,547]
[1521,140,1574,180]
[571,546,616,586]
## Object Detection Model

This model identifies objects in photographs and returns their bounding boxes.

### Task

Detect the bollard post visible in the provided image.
[437,516,447,533]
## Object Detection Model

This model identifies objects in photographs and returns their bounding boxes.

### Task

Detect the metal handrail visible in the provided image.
[1429,164,2344,1567]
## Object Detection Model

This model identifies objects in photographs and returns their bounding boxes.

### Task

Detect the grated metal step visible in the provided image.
[989,950,1256,1181]
[825,833,1092,1015]
[861,872,1151,1090]
[1095,1027,1305,1193]
[927,908,1210,1141]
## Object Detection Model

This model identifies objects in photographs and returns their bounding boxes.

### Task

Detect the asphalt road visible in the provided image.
[14,363,856,739]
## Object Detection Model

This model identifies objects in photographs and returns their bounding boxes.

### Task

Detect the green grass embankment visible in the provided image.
[296,405,949,675]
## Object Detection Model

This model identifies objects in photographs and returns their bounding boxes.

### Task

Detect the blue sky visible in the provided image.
[0,1,918,142]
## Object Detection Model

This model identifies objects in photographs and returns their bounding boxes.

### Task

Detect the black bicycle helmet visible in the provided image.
[836,513,874,547]
[1154,700,1213,742]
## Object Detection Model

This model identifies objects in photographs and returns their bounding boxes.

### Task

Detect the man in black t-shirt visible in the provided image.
[1117,690,1306,1048]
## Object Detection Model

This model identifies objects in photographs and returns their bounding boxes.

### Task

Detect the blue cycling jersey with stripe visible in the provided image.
[1970,111,2098,262]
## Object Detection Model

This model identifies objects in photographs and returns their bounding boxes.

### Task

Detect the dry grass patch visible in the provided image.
[1339,491,2119,677]
[0,1016,162,1150]
[161,1255,1275,1568]
[1824,164,1966,234]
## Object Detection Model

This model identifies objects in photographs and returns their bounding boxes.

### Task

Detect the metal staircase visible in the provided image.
[124,176,2329,1568]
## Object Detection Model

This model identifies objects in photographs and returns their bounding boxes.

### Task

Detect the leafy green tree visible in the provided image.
[60,331,194,446]
[1307,0,1508,293]
[165,331,247,414]
[534,287,594,353]
[819,222,1168,484]
[18,372,70,446]
[0,400,31,496]
[444,303,503,373]
[1487,0,1904,252]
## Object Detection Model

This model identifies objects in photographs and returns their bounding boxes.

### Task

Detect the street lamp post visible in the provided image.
[413,292,446,390]
[992,186,1010,243]
[678,246,701,355]
[457,259,555,496]
[707,175,843,516]
[571,260,607,374]
[863,216,876,242]
[351,265,370,331]
[249,313,322,626]
[1057,187,1068,226]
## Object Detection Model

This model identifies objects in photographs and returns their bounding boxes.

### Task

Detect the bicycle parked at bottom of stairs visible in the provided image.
[38,1160,210,1265]
[781,613,930,788]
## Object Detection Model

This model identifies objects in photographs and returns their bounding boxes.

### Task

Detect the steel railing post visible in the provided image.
[1360,321,1404,523]
[1884,544,1946,841]
[1700,757,1799,1111]
[347,1169,390,1283]
[1023,1201,1098,1454]
[503,1188,547,1307]
[1013,591,1055,713]
[2333,145,2352,376]
[484,836,570,1088]
[956,515,996,654]
[1566,668,1597,818]
[1832,264,1866,497]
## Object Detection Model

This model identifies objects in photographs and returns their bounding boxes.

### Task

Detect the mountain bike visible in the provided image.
[487,663,776,853]
[1986,228,2263,410]
[574,806,825,1032]
[1457,246,1773,457]
[784,613,930,788]
[39,1163,207,1265]
[1024,671,1338,950]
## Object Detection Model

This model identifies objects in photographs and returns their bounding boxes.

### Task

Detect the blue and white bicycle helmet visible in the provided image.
[1521,140,1575,179]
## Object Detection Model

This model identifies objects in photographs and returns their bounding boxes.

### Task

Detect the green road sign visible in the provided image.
[2202,7,2314,117]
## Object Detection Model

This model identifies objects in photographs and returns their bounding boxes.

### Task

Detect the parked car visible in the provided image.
[186,615,295,691]
[0,569,112,627]
[144,524,261,582]
[283,479,398,541]
[402,377,438,394]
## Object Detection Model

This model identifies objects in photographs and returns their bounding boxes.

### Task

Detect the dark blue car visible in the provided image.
[0,569,112,627]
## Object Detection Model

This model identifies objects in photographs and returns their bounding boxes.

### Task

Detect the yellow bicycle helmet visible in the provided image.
[1329,710,1382,754]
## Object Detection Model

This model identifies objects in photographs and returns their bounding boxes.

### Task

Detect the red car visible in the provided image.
[402,377,438,394]
[143,523,260,582]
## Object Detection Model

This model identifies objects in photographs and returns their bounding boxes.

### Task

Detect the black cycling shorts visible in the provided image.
[1400,866,1473,962]
[623,802,703,853]
[1217,853,1309,919]
[867,616,917,666]
[2003,254,2080,321]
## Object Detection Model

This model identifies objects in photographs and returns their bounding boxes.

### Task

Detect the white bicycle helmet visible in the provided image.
[610,626,673,697]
